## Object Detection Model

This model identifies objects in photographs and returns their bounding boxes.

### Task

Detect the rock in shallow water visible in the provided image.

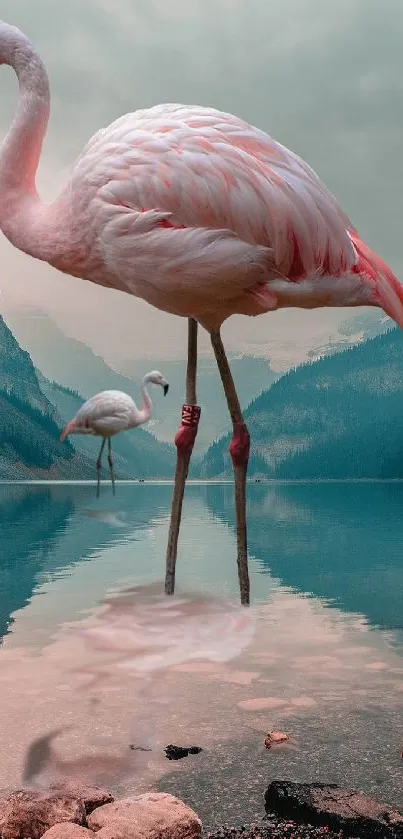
[264,731,289,750]
[48,783,114,815]
[164,745,203,761]
[87,792,202,839]
[265,781,403,838]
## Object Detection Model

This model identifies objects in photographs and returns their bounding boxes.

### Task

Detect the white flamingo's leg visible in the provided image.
[210,331,250,606]
[165,318,201,595]
[107,437,116,495]
[96,438,106,498]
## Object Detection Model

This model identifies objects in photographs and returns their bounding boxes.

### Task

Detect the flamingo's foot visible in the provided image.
[174,404,201,456]
[229,422,250,467]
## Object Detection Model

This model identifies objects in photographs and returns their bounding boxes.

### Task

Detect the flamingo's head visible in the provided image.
[144,370,169,396]
[349,232,403,329]
[0,21,35,66]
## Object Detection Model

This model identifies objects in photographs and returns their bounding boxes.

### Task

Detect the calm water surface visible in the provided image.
[0,482,402,827]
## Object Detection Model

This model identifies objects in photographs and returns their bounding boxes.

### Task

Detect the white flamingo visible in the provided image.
[0,21,402,603]
[60,371,169,496]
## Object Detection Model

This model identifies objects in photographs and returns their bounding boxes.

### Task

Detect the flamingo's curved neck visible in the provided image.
[133,377,153,426]
[0,24,57,259]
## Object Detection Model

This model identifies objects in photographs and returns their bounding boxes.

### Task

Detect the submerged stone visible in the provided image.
[164,745,203,761]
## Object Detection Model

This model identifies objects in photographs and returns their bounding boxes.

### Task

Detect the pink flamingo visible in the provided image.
[0,21,402,605]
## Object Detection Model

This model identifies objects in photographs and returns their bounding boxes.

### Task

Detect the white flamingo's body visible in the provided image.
[0,21,402,602]
[60,371,169,496]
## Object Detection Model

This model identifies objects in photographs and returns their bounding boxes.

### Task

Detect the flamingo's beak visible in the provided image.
[163,383,169,396]
[350,232,403,330]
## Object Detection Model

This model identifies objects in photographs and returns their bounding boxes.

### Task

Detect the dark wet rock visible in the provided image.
[165,745,203,761]
[48,782,114,815]
[0,790,86,839]
[265,781,403,838]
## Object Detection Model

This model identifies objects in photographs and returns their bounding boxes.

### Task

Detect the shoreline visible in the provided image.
[1,780,401,839]
[4,477,403,486]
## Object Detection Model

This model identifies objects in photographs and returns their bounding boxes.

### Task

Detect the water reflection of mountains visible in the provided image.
[204,482,403,632]
[0,484,172,642]
[1,482,402,644]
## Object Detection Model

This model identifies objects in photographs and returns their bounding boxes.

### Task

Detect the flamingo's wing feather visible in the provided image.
[74,391,135,433]
[72,104,357,291]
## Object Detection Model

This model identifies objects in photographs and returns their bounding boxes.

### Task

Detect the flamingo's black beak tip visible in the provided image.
[163,384,169,396]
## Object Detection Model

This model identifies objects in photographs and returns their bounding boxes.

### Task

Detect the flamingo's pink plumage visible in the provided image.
[51,105,403,331]
[0,23,401,331]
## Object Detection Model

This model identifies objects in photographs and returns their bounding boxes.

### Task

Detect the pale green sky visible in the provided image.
[0,0,402,367]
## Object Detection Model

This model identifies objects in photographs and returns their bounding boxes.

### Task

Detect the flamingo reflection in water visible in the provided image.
[22,585,256,788]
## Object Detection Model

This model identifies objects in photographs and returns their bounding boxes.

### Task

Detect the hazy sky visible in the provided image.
[0,0,402,368]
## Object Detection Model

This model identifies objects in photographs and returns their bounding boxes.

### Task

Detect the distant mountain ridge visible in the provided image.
[0,315,91,479]
[1,304,399,480]
[200,327,403,480]
[5,305,390,454]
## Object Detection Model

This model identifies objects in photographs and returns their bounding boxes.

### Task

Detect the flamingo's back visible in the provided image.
[64,104,358,325]
[60,391,137,440]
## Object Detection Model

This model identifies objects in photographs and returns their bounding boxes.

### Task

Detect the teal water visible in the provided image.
[0,482,402,827]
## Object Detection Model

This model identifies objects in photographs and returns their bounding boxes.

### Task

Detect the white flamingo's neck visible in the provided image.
[132,377,153,426]
[0,22,60,260]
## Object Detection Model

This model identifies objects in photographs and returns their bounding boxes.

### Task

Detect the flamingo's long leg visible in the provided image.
[210,331,250,606]
[165,318,201,595]
[96,438,106,498]
[107,437,116,495]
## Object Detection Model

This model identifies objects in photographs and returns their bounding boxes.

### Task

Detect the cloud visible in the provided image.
[0,0,402,368]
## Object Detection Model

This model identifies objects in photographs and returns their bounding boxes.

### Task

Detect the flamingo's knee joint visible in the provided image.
[229,422,250,467]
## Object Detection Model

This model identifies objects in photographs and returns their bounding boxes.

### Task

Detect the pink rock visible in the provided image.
[87,792,201,839]
[264,731,289,749]
[48,783,113,815]
[42,825,93,839]
[0,790,86,839]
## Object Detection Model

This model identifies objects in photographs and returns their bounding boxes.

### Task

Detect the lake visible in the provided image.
[0,481,402,829]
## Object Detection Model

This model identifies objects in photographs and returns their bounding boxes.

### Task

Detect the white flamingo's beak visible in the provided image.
[163,383,169,396]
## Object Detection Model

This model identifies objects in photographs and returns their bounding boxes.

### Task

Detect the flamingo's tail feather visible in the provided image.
[60,419,76,441]
[350,232,403,330]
